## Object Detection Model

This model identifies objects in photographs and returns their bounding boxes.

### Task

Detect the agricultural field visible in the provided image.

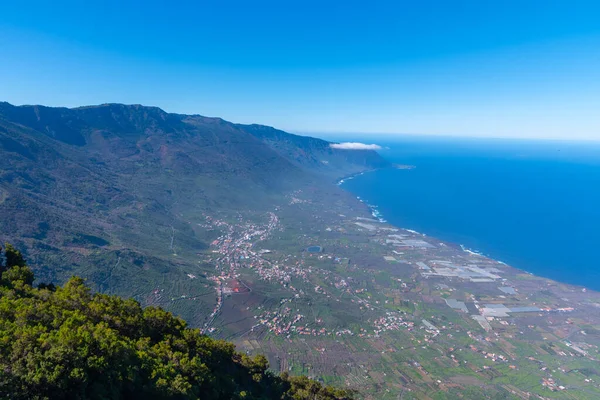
[176,185,600,399]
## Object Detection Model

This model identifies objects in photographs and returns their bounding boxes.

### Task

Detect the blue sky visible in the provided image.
[1,0,600,140]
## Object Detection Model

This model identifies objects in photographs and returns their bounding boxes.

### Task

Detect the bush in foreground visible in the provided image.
[0,244,354,400]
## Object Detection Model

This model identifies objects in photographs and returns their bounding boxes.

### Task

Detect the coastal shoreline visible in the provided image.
[335,168,378,186]
[339,171,596,294]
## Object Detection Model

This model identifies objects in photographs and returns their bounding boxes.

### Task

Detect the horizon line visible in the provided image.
[3,100,598,143]
[295,131,600,143]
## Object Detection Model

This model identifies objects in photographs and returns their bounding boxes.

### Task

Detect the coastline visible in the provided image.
[335,168,378,186]
[339,176,596,293]
[228,168,600,398]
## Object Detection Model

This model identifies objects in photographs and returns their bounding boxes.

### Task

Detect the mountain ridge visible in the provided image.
[0,101,389,326]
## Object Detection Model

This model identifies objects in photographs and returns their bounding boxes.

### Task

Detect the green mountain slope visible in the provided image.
[238,124,389,179]
[0,102,389,322]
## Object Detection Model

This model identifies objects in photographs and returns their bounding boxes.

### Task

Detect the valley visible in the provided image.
[2,102,600,399]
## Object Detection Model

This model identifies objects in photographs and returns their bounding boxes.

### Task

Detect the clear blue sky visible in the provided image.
[1,0,600,140]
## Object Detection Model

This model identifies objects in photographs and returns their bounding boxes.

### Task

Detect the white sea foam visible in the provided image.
[361,203,387,223]
[460,244,483,256]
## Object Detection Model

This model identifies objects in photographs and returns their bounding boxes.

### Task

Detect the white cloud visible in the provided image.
[330,142,382,150]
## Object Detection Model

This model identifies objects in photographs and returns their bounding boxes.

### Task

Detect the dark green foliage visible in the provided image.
[0,245,354,400]
[1,243,34,286]
[3,243,26,269]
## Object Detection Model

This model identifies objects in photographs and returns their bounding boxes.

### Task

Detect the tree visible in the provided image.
[1,243,34,286]
[4,243,26,268]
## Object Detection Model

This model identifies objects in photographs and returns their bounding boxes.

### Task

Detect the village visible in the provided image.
[186,189,600,399]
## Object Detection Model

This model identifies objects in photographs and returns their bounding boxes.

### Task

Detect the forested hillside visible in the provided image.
[0,244,354,400]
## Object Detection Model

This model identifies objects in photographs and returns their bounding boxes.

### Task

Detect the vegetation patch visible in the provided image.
[0,244,354,400]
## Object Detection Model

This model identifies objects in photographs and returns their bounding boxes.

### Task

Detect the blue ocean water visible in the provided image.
[339,136,600,291]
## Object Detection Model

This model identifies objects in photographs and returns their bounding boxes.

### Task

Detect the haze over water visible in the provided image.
[340,136,600,291]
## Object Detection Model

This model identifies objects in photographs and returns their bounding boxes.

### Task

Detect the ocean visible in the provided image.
[337,136,600,291]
